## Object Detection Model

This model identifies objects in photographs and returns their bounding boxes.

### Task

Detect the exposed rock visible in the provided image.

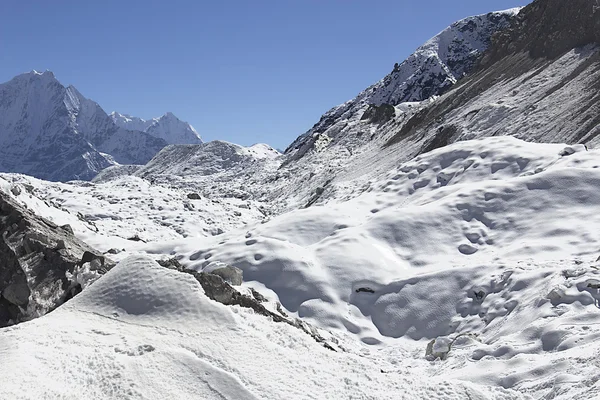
[355,287,375,294]
[250,287,268,303]
[203,261,243,286]
[2,283,30,306]
[361,104,396,125]
[60,224,74,235]
[127,234,146,242]
[158,258,336,351]
[187,193,201,200]
[421,125,458,153]
[9,185,21,196]
[0,190,113,327]
[482,0,600,64]
[276,302,288,317]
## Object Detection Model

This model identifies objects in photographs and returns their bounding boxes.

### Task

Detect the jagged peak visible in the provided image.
[30,69,55,78]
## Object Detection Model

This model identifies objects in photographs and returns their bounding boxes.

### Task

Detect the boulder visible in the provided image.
[203,261,243,286]
[0,190,113,327]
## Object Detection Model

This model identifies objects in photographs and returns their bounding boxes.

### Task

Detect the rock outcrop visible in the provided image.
[158,258,336,351]
[0,190,112,326]
[203,261,243,286]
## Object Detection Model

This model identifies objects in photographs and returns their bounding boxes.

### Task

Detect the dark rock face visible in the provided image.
[0,190,112,326]
[361,104,396,125]
[482,0,600,64]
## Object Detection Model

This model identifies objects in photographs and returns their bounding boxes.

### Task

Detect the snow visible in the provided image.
[0,255,529,399]
[3,136,600,399]
[4,5,600,399]
[110,111,202,145]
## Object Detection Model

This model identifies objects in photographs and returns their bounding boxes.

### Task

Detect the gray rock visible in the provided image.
[250,287,268,303]
[203,261,243,286]
[9,185,21,196]
[60,224,74,235]
[2,283,30,306]
[159,259,335,351]
[0,190,113,327]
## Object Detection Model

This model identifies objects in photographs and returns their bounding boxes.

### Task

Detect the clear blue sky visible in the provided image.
[1,0,530,149]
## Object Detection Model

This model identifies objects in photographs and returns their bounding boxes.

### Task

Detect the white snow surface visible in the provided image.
[3,136,600,399]
[110,111,202,145]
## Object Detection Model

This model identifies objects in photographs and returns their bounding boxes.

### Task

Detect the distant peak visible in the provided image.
[30,70,55,79]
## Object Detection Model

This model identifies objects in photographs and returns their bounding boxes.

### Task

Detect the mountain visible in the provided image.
[0,71,167,181]
[110,111,202,145]
[384,0,600,151]
[285,9,520,162]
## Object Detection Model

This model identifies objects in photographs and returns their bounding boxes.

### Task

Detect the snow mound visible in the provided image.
[67,255,235,327]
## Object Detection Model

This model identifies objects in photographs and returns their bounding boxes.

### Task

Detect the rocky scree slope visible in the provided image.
[386,0,600,150]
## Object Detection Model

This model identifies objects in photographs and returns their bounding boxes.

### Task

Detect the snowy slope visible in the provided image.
[0,256,531,399]
[0,71,167,181]
[110,111,202,145]
[286,9,520,162]
[136,137,600,399]
[3,136,600,399]
[92,141,283,217]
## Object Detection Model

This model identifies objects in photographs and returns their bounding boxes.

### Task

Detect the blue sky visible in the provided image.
[1,0,529,149]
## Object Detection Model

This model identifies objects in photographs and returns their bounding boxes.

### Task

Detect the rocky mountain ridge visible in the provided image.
[285,9,520,163]
[110,111,202,145]
[0,71,199,181]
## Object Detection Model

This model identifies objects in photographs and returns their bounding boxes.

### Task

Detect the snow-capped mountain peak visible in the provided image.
[110,110,202,145]
[285,9,519,161]
[0,71,168,181]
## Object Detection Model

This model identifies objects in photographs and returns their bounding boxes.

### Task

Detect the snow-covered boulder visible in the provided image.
[203,261,243,286]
